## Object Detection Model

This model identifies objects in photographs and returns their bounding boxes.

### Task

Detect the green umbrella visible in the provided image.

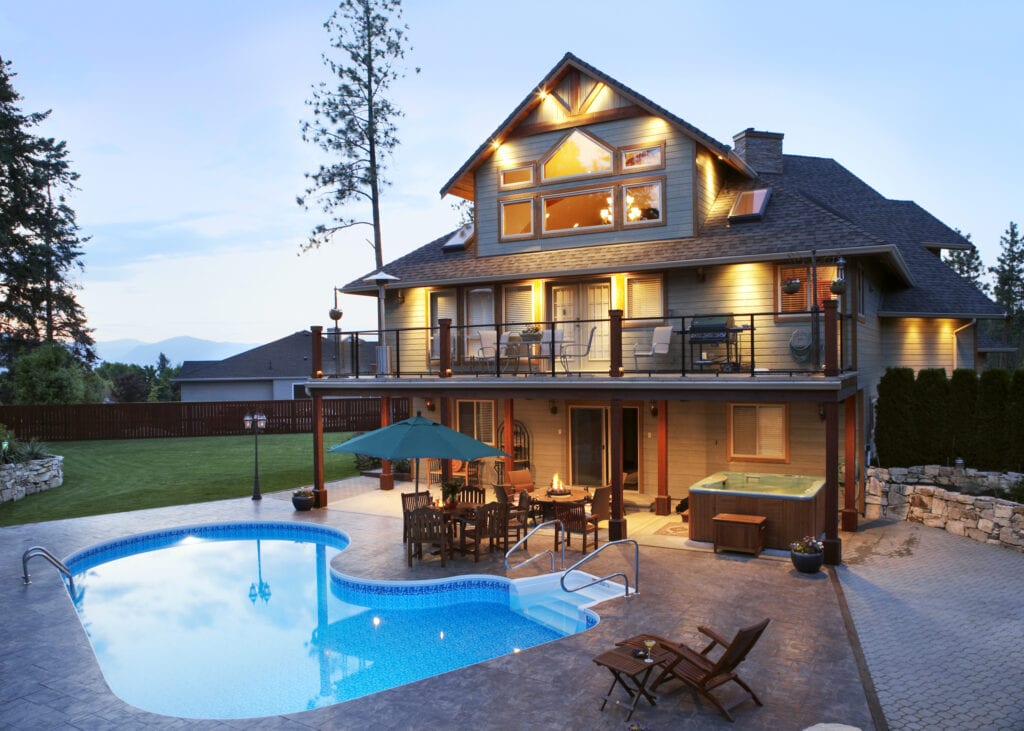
[328,413,508,494]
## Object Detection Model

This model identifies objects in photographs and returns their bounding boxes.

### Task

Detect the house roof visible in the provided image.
[439,52,754,200]
[343,55,1005,321]
[176,331,321,382]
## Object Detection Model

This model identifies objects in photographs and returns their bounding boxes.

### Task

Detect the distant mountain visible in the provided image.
[95,337,260,366]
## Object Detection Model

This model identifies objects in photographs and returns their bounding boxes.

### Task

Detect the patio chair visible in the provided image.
[633,325,673,371]
[553,502,599,554]
[508,468,535,494]
[459,502,495,562]
[502,489,531,549]
[586,485,611,535]
[401,490,434,543]
[407,507,450,567]
[475,329,498,373]
[458,485,487,504]
[560,326,597,374]
[622,618,771,722]
[534,329,565,372]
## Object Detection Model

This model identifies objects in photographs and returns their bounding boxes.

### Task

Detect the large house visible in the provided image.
[304,53,1005,562]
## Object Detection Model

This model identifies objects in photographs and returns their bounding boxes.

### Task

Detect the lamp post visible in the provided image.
[243,411,267,500]
[363,271,399,377]
[329,287,343,376]
[1,440,8,464]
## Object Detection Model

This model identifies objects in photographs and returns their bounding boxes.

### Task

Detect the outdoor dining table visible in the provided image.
[531,488,590,521]
[433,502,478,556]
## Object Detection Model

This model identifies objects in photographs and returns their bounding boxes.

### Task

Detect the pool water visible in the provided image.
[64,522,601,719]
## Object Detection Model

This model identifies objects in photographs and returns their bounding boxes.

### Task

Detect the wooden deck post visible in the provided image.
[608,398,627,540]
[609,309,623,377]
[439,318,452,378]
[655,400,670,515]
[841,394,858,532]
[379,396,393,491]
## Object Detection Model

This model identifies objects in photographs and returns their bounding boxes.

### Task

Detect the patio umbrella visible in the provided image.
[327,413,508,495]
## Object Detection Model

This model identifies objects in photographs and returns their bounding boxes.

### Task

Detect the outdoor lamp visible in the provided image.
[244,411,268,500]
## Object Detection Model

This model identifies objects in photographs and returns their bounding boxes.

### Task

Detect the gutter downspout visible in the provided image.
[952,319,976,370]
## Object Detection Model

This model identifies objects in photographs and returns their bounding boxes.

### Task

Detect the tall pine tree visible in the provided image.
[943,229,990,295]
[989,222,1024,369]
[0,56,93,370]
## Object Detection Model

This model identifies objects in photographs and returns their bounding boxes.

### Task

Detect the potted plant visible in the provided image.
[829,278,847,295]
[789,535,824,573]
[292,488,315,511]
[520,324,542,341]
[782,278,801,295]
[441,478,463,507]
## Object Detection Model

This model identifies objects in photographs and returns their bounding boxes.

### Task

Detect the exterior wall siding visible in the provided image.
[880,317,968,375]
[180,381,274,402]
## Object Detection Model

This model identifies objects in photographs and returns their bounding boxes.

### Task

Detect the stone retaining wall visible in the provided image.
[866,465,1024,552]
[0,456,64,504]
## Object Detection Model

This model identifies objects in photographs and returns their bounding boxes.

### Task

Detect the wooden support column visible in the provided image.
[439,318,452,378]
[609,309,623,377]
[654,399,670,515]
[379,396,394,491]
[841,394,858,532]
[823,400,841,564]
[608,398,627,540]
[503,399,514,481]
[310,325,326,507]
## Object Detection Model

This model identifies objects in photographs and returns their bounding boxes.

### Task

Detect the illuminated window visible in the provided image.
[542,189,614,233]
[500,200,533,239]
[500,166,533,188]
[623,182,663,225]
[542,130,613,181]
[503,285,533,331]
[729,188,771,221]
[729,403,788,461]
[625,275,664,319]
[622,145,663,171]
[778,264,838,315]
[456,400,494,444]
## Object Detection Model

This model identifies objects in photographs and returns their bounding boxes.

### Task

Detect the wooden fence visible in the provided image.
[0,398,410,442]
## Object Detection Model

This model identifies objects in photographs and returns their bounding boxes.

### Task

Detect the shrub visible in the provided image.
[1008,478,1024,504]
[976,369,1011,470]
[1008,368,1024,472]
[948,369,979,466]
[875,367,916,467]
[912,368,949,465]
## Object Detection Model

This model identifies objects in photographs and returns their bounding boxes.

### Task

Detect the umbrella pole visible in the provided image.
[414,458,420,496]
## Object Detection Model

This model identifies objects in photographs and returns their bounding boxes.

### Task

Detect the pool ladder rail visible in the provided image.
[505,520,639,599]
[22,546,76,596]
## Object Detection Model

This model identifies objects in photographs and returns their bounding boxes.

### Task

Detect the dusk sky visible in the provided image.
[2,1,1021,348]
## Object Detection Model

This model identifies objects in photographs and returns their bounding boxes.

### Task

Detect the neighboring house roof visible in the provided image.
[978,331,1017,353]
[176,331,319,383]
[439,52,754,200]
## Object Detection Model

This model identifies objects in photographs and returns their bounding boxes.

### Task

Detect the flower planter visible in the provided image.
[829,279,847,295]
[782,279,801,295]
[292,494,315,511]
[790,550,824,574]
[520,332,542,342]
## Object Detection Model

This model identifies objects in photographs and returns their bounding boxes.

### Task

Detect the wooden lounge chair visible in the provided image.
[401,490,433,543]
[553,502,599,554]
[407,507,450,567]
[621,618,770,722]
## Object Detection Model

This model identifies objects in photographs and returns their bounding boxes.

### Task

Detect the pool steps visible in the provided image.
[510,572,625,633]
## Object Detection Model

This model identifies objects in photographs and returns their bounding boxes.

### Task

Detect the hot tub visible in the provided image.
[688,471,826,551]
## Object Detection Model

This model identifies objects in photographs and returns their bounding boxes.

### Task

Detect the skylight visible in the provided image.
[729,188,771,221]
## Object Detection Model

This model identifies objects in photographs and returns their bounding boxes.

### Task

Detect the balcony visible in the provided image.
[308,302,852,391]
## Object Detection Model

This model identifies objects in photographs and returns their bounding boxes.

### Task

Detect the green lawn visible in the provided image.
[0,432,360,527]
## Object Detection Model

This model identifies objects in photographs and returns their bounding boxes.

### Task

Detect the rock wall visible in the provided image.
[0,456,64,504]
[866,465,1024,552]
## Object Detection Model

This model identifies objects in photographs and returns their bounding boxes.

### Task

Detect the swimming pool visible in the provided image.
[63,521,607,719]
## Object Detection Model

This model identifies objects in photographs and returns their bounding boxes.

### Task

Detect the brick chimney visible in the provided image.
[732,128,784,174]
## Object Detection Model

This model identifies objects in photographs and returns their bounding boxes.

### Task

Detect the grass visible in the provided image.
[0,432,360,527]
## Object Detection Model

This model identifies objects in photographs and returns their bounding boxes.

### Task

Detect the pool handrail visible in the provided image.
[22,545,75,595]
[560,539,639,599]
[505,519,565,573]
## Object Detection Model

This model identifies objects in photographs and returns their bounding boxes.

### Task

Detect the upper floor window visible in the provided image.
[625,275,664,320]
[542,130,613,182]
[623,182,663,225]
[728,403,788,462]
[542,188,615,234]
[456,399,495,444]
[501,199,533,239]
[777,264,838,315]
[621,144,663,171]
[500,165,534,189]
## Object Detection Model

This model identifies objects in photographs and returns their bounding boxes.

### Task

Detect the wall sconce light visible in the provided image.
[649,401,658,417]
[424,397,435,412]
[696,267,706,283]
[818,403,826,421]
[549,400,558,415]
[396,289,405,304]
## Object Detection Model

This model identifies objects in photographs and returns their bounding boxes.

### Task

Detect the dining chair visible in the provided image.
[560,326,597,374]
[633,325,674,371]
[458,485,487,504]
[475,329,498,373]
[553,502,599,554]
[586,485,611,536]
[534,329,565,372]
[407,507,450,567]
[401,490,434,543]
[459,502,494,562]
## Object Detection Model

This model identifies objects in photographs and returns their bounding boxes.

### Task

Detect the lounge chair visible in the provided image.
[553,502,599,554]
[407,507,450,567]
[620,618,770,722]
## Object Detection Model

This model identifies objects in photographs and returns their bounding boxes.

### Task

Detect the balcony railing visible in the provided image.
[312,301,848,380]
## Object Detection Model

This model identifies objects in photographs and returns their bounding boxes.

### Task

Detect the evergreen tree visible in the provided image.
[11,342,90,404]
[989,222,1024,370]
[975,368,1010,470]
[943,230,990,295]
[0,56,93,369]
[948,368,979,466]
[1007,368,1024,473]
[874,367,916,467]
[297,0,417,268]
[147,352,180,402]
[911,368,949,465]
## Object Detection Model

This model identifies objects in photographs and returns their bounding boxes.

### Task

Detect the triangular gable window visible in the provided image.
[541,130,613,182]
[729,188,771,222]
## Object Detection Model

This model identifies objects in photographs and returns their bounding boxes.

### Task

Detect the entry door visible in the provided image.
[551,281,610,370]
[569,405,607,486]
